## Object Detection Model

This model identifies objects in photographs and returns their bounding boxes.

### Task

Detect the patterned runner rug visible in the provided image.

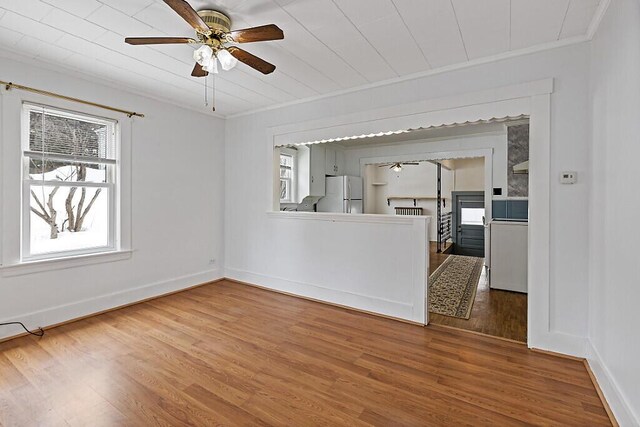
[428,255,484,319]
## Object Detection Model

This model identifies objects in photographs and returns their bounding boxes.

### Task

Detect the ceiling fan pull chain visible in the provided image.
[212,73,216,112]
[204,75,208,107]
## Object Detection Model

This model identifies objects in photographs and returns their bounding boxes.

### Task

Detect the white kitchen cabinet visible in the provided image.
[489,221,528,293]
[325,145,344,176]
[309,144,326,196]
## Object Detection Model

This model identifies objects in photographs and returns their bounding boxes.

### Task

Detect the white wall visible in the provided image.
[453,158,485,191]
[589,0,640,424]
[342,133,506,194]
[366,162,453,240]
[344,133,502,242]
[226,43,592,343]
[0,54,225,339]
[232,212,429,323]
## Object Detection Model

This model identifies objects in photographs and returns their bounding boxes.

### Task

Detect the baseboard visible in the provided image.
[0,268,223,341]
[528,329,589,358]
[224,268,420,323]
[427,323,527,345]
[226,278,423,326]
[586,340,638,427]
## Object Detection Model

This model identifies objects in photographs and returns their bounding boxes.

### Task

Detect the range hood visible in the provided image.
[513,160,529,174]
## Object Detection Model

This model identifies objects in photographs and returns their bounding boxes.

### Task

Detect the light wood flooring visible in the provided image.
[0,280,609,426]
[429,243,528,343]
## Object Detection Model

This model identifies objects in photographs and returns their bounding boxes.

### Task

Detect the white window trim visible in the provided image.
[0,88,133,274]
[21,103,119,261]
[279,148,297,203]
[1,250,133,277]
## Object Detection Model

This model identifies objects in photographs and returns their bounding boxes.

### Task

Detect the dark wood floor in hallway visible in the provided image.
[428,243,528,343]
[0,280,609,426]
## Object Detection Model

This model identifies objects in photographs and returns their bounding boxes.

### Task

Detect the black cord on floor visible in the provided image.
[0,321,44,337]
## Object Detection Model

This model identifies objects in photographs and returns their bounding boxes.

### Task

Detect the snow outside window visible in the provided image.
[22,104,119,260]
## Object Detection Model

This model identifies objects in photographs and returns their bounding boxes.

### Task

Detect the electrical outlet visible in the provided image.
[560,171,577,184]
[209,258,216,266]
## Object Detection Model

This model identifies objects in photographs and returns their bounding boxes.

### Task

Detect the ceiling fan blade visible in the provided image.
[228,47,276,74]
[228,24,284,43]
[191,62,208,77]
[404,162,420,165]
[163,0,211,35]
[125,37,195,45]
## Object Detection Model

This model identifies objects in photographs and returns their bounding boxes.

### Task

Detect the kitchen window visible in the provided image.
[22,103,119,260]
[279,149,296,203]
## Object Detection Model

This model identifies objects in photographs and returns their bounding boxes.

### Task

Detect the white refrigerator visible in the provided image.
[317,176,363,214]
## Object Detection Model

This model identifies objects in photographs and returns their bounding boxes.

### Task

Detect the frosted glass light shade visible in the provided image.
[202,57,218,73]
[193,45,213,65]
[217,49,238,71]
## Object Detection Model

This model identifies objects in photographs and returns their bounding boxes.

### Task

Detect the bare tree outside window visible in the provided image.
[29,112,105,239]
[23,105,116,258]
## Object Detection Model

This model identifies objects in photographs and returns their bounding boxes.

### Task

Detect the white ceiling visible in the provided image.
[0,0,604,117]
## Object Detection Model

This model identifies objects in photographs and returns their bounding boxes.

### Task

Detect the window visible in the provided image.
[460,207,485,225]
[279,151,295,203]
[22,104,118,260]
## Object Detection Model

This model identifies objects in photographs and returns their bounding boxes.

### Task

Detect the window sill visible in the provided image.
[1,249,133,277]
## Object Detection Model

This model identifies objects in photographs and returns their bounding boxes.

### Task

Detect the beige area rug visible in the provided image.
[428,255,484,319]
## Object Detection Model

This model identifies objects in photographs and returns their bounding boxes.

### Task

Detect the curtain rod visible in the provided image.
[1,80,144,118]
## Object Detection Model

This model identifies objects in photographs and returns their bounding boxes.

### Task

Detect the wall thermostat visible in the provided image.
[560,171,577,184]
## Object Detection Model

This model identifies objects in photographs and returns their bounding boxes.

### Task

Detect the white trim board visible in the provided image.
[228,40,587,120]
[270,80,550,145]
[587,340,639,426]
[224,268,421,323]
[266,210,428,225]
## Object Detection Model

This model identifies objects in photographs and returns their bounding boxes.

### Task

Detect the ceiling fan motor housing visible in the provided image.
[197,10,232,33]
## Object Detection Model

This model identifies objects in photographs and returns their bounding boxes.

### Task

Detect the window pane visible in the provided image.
[280,165,291,178]
[29,110,112,160]
[280,154,292,167]
[29,184,110,255]
[28,159,108,183]
[280,179,290,201]
[461,208,485,225]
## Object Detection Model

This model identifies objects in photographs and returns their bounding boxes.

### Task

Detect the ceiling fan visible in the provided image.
[124,0,284,77]
[379,162,420,172]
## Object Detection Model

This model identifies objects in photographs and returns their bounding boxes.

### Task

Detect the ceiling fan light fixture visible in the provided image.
[202,57,218,73]
[193,45,213,65]
[217,48,238,71]
[392,164,402,172]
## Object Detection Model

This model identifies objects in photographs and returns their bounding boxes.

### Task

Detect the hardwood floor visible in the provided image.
[428,241,453,274]
[0,280,609,426]
[429,244,528,343]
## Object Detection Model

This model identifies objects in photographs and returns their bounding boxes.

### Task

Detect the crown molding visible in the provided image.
[1,0,611,122]
[226,35,588,120]
[587,0,612,40]
[0,48,226,120]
